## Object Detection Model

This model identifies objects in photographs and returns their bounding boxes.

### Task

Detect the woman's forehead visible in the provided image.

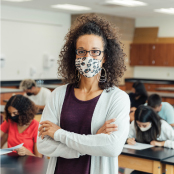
[76,34,104,49]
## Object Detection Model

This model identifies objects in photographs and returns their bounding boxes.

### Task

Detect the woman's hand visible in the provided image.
[96,118,118,135]
[127,138,136,145]
[15,146,27,156]
[39,120,61,139]
[150,140,165,147]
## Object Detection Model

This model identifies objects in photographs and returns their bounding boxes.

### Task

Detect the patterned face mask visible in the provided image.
[75,57,102,78]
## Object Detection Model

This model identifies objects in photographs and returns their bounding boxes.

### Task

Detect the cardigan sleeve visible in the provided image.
[54,90,130,157]
[37,88,83,158]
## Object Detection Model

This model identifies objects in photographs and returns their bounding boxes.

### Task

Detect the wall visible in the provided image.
[134,16,174,80]
[1,5,71,81]
[71,13,135,85]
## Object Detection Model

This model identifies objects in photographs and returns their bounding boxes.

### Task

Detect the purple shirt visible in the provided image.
[54,84,101,174]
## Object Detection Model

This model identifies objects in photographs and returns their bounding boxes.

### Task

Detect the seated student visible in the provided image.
[127,105,174,174]
[20,79,51,110]
[0,95,42,157]
[129,81,148,108]
[148,94,174,128]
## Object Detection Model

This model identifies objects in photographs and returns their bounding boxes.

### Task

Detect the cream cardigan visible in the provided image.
[37,84,130,174]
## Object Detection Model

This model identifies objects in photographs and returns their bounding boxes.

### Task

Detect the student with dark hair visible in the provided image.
[148,94,174,128]
[129,81,148,108]
[127,105,174,174]
[20,79,51,110]
[0,95,42,157]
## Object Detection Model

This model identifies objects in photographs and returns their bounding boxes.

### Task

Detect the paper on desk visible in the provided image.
[0,143,24,155]
[124,142,154,150]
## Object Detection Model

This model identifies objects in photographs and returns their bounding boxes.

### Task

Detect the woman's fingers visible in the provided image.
[105,127,118,133]
[38,124,50,131]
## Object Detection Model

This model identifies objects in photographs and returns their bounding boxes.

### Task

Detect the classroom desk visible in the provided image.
[119,147,174,174]
[162,157,174,174]
[1,154,49,174]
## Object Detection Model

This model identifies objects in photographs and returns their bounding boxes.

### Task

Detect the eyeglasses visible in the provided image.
[76,49,104,57]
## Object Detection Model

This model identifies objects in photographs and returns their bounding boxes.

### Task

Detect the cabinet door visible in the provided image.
[139,44,150,65]
[166,44,174,66]
[149,44,165,66]
[130,44,140,66]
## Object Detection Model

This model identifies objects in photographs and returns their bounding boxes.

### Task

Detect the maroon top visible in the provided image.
[54,84,101,174]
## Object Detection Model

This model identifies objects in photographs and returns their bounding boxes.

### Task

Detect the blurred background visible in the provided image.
[0,0,174,105]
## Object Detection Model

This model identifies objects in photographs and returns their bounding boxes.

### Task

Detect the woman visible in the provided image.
[0,95,42,157]
[129,81,148,108]
[37,14,130,174]
[127,105,174,174]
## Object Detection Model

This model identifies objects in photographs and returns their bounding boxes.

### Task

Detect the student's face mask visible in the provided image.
[139,123,152,132]
[26,92,34,96]
[75,57,102,78]
[10,115,19,123]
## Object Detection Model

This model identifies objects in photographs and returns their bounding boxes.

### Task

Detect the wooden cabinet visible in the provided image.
[130,44,150,66]
[0,92,24,105]
[130,43,174,66]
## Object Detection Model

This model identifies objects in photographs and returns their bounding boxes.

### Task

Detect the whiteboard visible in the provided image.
[1,19,67,80]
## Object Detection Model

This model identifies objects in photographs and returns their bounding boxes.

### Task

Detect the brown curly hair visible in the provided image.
[5,95,38,126]
[58,14,126,91]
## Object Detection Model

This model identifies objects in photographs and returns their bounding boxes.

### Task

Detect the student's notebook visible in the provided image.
[124,142,154,150]
[0,143,23,155]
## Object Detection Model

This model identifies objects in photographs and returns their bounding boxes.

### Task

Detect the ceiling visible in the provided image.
[1,0,174,18]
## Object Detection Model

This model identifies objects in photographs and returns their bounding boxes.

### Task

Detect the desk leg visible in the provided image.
[165,164,174,174]
[153,161,163,174]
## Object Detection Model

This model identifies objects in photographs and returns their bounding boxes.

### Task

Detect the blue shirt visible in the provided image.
[158,102,174,124]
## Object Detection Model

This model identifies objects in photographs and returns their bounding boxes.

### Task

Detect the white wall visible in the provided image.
[1,5,71,81]
[134,16,174,80]
[136,16,174,37]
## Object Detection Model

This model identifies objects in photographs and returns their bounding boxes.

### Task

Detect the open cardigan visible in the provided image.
[37,84,130,174]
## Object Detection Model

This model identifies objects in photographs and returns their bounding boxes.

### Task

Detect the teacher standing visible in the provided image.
[37,14,130,174]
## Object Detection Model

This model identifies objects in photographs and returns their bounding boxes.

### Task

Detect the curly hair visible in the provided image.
[5,95,38,126]
[58,14,126,90]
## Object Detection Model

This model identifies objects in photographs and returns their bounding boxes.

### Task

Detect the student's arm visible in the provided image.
[33,143,42,158]
[15,146,36,156]
[151,121,174,149]
[0,121,10,148]
[126,120,136,144]
[164,103,174,127]
[0,130,8,148]
[52,92,130,157]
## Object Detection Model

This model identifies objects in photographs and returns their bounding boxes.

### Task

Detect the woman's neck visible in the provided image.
[79,75,101,93]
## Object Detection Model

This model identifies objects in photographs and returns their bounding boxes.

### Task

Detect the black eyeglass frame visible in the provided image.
[76,49,104,57]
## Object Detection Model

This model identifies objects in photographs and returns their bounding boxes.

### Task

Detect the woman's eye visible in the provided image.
[91,50,99,54]
[78,50,85,54]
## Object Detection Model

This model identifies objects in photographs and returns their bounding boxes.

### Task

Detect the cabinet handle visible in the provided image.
[152,60,155,64]
[153,46,156,49]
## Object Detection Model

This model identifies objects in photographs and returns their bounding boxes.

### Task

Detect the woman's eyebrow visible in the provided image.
[92,47,100,49]
[77,47,84,49]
